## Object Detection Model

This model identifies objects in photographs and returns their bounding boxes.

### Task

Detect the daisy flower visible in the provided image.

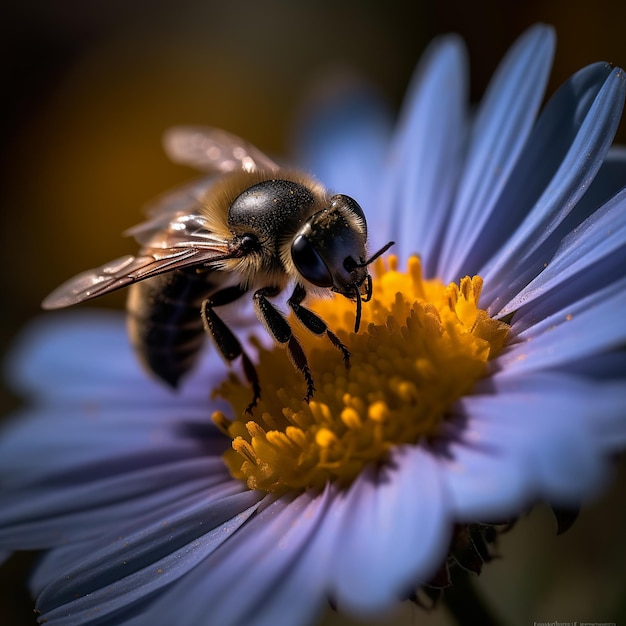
[2,23,626,626]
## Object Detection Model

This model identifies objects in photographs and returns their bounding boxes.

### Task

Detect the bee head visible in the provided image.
[291,194,393,332]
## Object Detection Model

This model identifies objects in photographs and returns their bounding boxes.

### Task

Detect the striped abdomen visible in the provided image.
[126,268,222,387]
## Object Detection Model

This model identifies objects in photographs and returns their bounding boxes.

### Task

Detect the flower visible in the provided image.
[2,23,626,626]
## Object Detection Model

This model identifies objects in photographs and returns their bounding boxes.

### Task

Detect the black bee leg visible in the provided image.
[200,285,260,414]
[287,284,351,368]
[253,286,315,402]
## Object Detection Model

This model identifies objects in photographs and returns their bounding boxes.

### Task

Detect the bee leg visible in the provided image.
[287,284,351,368]
[200,285,260,413]
[253,286,315,402]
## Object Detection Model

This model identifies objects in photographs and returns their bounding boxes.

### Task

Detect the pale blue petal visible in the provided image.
[509,273,626,344]
[526,147,626,287]
[499,186,626,316]
[438,24,555,279]
[224,490,335,626]
[496,283,626,374]
[435,435,531,520]
[36,492,264,625]
[134,491,329,626]
[31,541,103,596]
[6,312,155,401]
[29,481,246,594]
[480,64,625,310]
[328,446,450,614]
[468,374,625,497]
[0,403,227,490]
[381,34,468,272]
[441,373,623,517]
[568,145,626,219]
[0,458,231,549]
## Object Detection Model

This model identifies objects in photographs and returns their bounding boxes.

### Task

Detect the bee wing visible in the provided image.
[43,209,237,310]
[123,207,224,248]
[42,243,233,310]
[163,126,280,174]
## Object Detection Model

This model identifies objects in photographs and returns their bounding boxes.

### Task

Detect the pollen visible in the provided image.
[212,255,509,494]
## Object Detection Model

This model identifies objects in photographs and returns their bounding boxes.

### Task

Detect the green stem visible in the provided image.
[442,570,505,626]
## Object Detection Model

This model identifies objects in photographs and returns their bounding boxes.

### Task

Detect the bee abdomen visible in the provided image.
[126,270,214,388]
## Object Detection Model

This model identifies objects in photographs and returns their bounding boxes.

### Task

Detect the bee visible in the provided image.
[43,126,393,412]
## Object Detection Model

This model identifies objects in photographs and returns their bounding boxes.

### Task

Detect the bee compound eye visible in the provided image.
[291,235,333,288]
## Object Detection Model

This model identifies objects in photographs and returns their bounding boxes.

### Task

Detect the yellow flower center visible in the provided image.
[212,255,509,494]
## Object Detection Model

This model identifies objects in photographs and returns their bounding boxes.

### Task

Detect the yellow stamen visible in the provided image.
[213,255,509,494]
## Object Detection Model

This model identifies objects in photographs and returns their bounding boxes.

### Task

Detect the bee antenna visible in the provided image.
[355,241,395,268]
[351,242,393,332]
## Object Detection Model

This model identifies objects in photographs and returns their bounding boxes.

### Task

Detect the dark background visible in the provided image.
[1,1,625,624]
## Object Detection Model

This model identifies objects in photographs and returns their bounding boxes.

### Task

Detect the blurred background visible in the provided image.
[1,0,625,624]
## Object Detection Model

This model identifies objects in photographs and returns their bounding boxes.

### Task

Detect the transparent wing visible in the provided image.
[42,243,233,310]
[123,209,225,249]
[163,125,280,174]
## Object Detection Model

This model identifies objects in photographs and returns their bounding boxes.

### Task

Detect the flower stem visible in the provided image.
[442,570,505,626]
